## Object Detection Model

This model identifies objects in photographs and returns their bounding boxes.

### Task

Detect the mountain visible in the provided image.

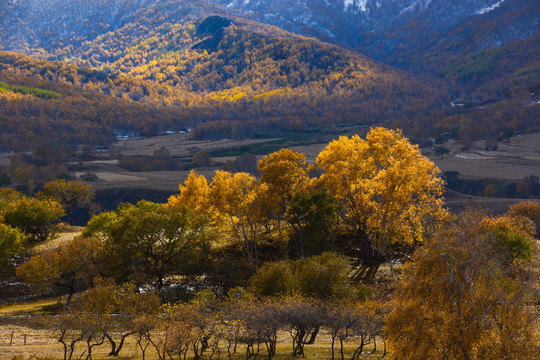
[213,0,539,71]
[0,52,192,154]
[1,0,153,54]
[0,0,538,155]
[0,0,453,152]
[5,0,537,71]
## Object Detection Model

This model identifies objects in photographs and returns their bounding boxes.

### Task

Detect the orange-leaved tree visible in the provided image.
[16,237,105,304]
[317,127,445,280]
[507,200,540,236]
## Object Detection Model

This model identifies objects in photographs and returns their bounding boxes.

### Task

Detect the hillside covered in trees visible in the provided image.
[0,24,451,153]
[0,0,538,157]
[0,1,539,358]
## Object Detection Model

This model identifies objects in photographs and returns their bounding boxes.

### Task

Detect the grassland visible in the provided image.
[0,82,61,99]
[0,298,385,360]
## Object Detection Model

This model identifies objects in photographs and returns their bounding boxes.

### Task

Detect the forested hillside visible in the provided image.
[0,53,190,153]
[0,22,453,152]
[215,0,540,72]
[0,0,538,155]
[0,2,539,359]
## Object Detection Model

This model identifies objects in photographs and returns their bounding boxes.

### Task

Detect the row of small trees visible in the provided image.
[57,281,388,360]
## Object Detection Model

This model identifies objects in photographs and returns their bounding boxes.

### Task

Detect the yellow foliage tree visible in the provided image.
[507,200,540,236]
[258,149,313,255]
[208,170,266,263]
[317,127,445,279]
[168,170,209,214]
[258,148,312,219]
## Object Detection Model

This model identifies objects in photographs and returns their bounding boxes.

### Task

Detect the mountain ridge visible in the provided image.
[213,0,539,72]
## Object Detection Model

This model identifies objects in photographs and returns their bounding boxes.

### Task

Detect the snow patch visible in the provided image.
[398,0,432,16]
[475,0,505,15]
[227,0,247,7]
[344,0,367,12]
[322,27,335,38]
[358,0,367,11]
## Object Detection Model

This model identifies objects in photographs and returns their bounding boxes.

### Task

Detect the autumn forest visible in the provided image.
[1,0,540,359]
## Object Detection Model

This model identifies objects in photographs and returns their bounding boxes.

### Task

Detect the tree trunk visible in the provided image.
[306,327,319,344]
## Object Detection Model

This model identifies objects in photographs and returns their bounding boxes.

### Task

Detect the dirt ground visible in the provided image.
[425,133,540,181]
[113,132,282,158]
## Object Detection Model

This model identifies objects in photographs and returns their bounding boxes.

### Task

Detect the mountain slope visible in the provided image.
[0,52,192,153]
[0,0,538,154]
[213,0,539,72]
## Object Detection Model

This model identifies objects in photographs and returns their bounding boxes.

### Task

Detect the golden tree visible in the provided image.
[168,170,210,215]
[258,149,313,256]
[386,210,539,360]
[207,170,264,263]
[258,148,312,218]
[317,127,445,280]
[507,200,540,236]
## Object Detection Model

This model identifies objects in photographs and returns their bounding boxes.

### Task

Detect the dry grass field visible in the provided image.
[111,130,540,182]
[426,133,540,181]
[113,132,282,158]
[0,308,385,360]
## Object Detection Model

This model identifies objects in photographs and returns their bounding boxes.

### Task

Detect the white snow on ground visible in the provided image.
[475,0,505,15]
[344,0,367,12]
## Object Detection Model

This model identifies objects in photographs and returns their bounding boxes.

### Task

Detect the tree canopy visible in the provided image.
[2,196,64,242]
[0,223,25,269]
[317,128,445,279]
[386,210,538,359]
[84,200,210,289]
[16,237,105,304]
[42,179,95,225]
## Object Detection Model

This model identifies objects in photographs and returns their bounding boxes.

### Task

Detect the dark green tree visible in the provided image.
[84,201,210,289]
[287,189,338,258]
